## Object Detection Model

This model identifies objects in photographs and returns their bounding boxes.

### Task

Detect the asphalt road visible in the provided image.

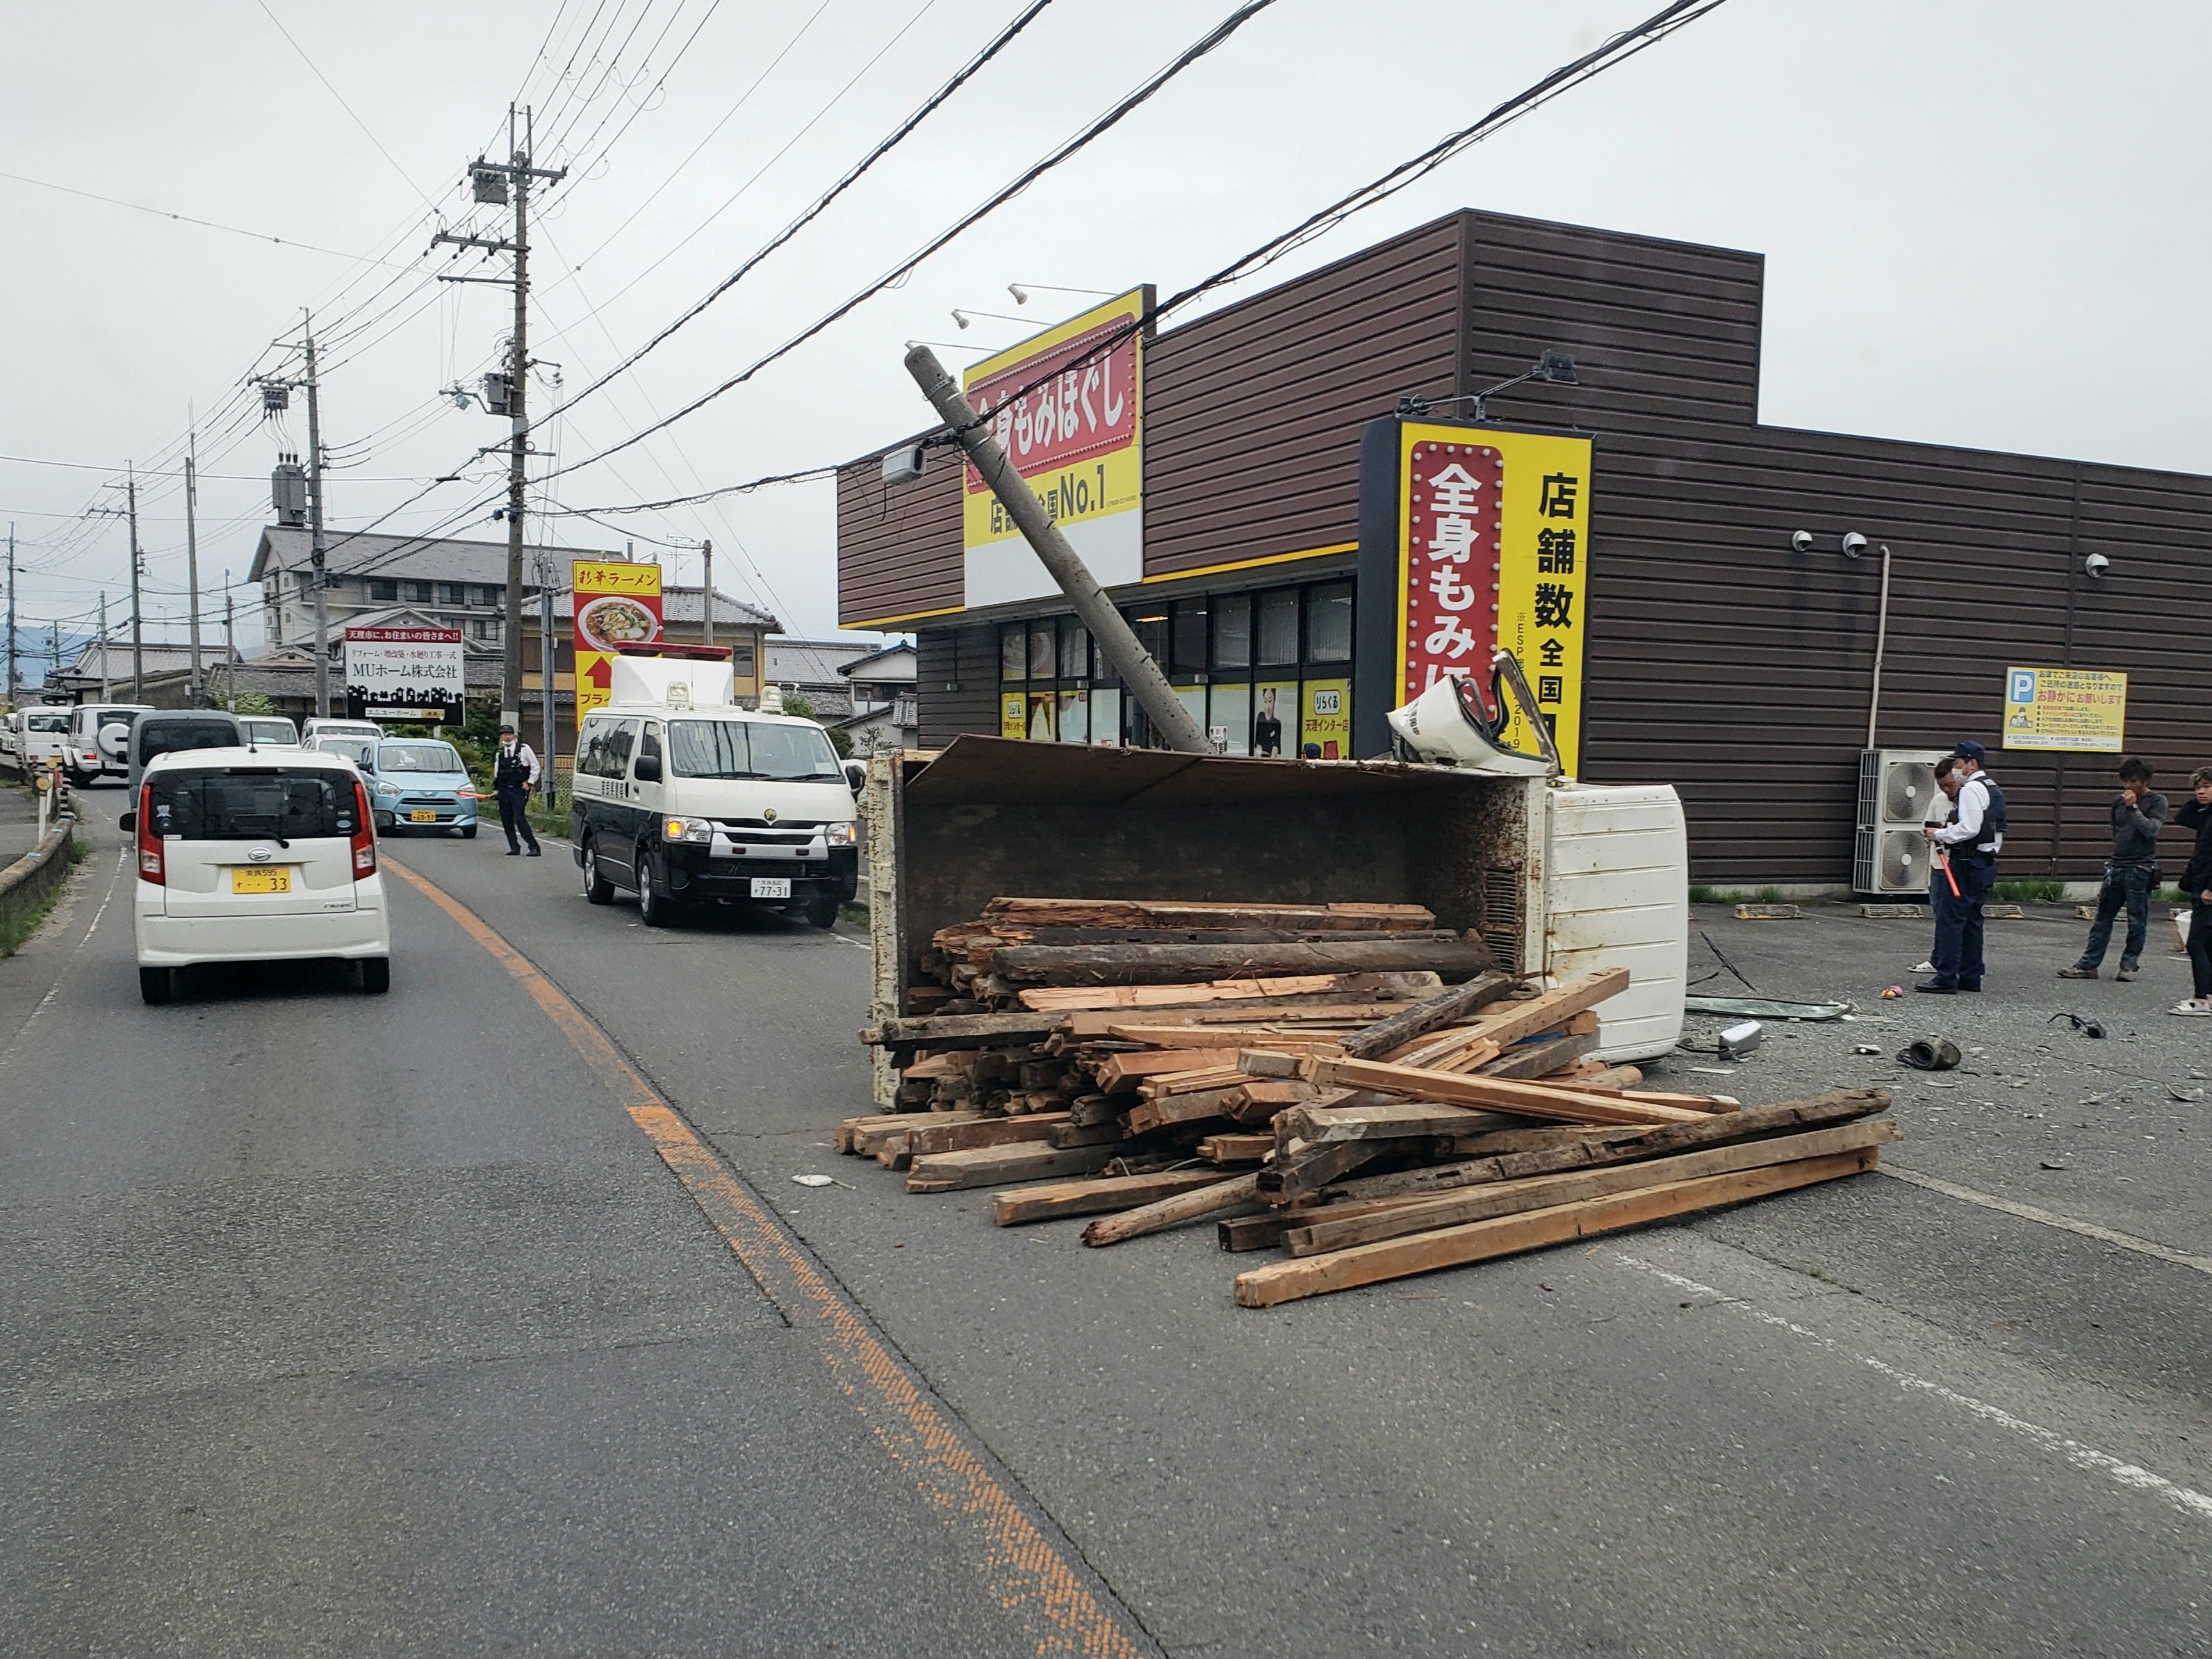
[3,795,2206,1657]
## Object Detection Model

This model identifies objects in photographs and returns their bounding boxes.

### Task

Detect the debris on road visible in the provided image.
[2050,1012,2108,1039]
[1734,903,1801,920]
[846,931,1893,1307]
[1684,996,1851,1022]
[1897,1038,1963,1071]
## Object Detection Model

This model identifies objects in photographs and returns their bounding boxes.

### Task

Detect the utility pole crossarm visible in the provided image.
[432,231,515,254]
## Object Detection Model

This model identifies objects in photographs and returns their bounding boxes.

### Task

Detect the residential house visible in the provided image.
[831,641,918,755]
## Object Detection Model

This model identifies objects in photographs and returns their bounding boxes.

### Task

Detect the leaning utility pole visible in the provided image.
[185,427,204,704]
[304,321,329,719]
[701,539,714,648]
[436,106,564,734]
[903,345,1209,752]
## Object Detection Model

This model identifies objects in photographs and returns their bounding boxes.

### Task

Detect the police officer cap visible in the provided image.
[1952,739,1986,762]
[498,722,516,734]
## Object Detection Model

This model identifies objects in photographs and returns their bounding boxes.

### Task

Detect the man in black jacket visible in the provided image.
[2173,766,2212,1017]
[2060,756,2166,981]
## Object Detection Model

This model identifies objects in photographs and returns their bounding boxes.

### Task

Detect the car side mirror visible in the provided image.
[843,761,866,793]
[633,753,662,783]
[118,810,137,833]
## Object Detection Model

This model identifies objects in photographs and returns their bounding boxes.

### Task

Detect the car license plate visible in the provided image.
[408,809,439,823]
[230,867,292,894]
[750,877,792,899]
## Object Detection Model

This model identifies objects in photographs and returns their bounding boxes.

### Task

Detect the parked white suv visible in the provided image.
[126,747,392,1004]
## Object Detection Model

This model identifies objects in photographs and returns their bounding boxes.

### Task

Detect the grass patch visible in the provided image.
[1991,878,2065,903]
[0,826,76,956]
[1755,886,1785,904]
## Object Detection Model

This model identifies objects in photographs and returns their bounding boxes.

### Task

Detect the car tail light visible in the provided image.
[136,783,163,885]
[351,780,377,876]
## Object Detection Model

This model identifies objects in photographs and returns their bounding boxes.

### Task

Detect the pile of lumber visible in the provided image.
[849,922,1894,1304]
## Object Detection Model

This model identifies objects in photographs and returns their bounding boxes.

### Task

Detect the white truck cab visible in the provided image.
[572,653,861,929]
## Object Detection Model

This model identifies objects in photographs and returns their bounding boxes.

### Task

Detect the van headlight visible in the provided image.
[664,817,714,843]
[825,821,858,846]
[373,780,400,798]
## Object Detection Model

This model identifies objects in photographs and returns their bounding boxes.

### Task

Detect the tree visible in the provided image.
[778,689,853,758]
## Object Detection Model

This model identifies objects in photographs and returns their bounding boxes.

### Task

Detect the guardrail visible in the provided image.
[0,814,78,952]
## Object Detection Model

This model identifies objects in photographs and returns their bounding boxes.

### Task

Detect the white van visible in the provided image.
[10,708,72,770]
[125,746,391,1004]
[572,654,860,929]
[67,703,152,785]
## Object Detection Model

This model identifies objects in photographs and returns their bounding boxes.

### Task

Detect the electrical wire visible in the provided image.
[0,171,427,270]
[254,0,443,215]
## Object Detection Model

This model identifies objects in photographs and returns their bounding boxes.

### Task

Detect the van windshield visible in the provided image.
[138,719,238,765]
[376,742,463,774]
[667,719,842,781]
[147,767,361,841]
[243,719,297,744]
[28,713,68,733]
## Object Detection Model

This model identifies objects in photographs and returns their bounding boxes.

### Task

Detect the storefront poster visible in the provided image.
[573,559,663,722]
[1302,678,1351,759]
[962,288,1151,607]
[344,627,464,724]
[1252,681,1295,757]
[2004,666,2127,752]
[1056,688,1090,744]
[1026,693,1058,742]
[1392,423,1594,771]
[1001,692,1027,739]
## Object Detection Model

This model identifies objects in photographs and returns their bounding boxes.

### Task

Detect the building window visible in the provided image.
[1256,588,1300,667]
[1170,598,1209,675]
[368,578,398,602]
[1211,593,1252,671]
[1058,617,1089,682]
[473,584,500,606]
[999,622,1026,683]
[1305,581,1354,663]
[439,582,466,605]
[732,642,756,677]
[402,580,432,604]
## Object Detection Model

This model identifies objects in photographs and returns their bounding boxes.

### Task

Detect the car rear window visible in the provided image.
[28,713,68,733]
[147,767,361,841]
[137,719,237,765]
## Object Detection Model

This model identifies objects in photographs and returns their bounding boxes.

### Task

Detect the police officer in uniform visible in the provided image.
[494,722,542,857]
[1919,739,2004,992]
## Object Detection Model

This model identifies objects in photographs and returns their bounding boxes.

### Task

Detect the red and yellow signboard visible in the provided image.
[962,288,1149,607]
[572,559,664,721]
[1393,424,1594,770]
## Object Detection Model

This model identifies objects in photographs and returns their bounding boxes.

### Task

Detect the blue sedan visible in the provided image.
[366,737,481,837]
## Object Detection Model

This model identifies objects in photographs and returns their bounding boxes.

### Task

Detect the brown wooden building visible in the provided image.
[835,209,2212,885]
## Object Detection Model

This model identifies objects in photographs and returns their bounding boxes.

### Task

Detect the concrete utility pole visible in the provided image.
[437,106,565,735]
[701,539,714,649]
[223,580,237,712]
[304,320,330,719]
[6,523,17,707]
[538,554,555,808]
[185,427,204,704]
[902,345,1209,753]
[98,593,110,701]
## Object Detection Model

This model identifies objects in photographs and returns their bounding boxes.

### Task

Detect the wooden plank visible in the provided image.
[1320,1088,1892,1204]
[848,1110,989,1156]
[1307,1054,1705,1126]
[1256,1140,1386,1204]
[1218,1194,1450,1252]
[1461,968,1632,1050]
[1019,970,1445,1012]
[1060,998,1432,1036]
[983,897,1437,931]
[1048,1119,1132,1148]
[1339,970,1517,1058]
[880,1112,1070,1163]
[1557,1064,1642,1092]
[994,938,1496,988]
[1138,1065,1254,1099]
[1237,1048,1307,1078]
[1095,1049,1228,1090]
[906,1141,1132,1193]
[1478,1029,1600,1081]
[1234,1150,1881,1307]
[1222,1079,1319,1126]
[1107,1024,1330,1048]
[991,1168,1228,1225]
[1197,1133,1275,1163]
[1124,1088,1245,1136]
[1081,1173,1263,1246]
[1284,1119,1902,1255]
[866,1011,1063,1048]
[1278,1100,1523,1145]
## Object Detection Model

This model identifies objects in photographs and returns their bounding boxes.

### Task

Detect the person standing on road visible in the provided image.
[1917,758,1961,972]
[494,722,542,858]
[1919,739,2005,994]
[2170,765,2212,1017]
[2060,756,2166,982]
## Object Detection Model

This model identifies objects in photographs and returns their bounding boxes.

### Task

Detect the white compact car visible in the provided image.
[126,746,391,1004]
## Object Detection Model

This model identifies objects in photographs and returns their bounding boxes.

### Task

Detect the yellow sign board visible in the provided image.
[2003,666,2126,752]
[1395,423,1594,771]
[572,559,664,723]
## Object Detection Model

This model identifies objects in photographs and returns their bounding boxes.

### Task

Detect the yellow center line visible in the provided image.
[383,856,1149,1659]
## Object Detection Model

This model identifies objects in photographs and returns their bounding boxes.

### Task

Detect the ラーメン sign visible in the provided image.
[1354,420,1594,771]
[573,558,664,722]
[2003,665,2127,752]
[344,627,464,724]
[961,287,1151,608]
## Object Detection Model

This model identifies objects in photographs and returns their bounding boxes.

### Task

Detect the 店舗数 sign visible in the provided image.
[344,627,464,724]
[961,287,1150,608]
[1390,423,1594,770]
[2003,665,2127,752]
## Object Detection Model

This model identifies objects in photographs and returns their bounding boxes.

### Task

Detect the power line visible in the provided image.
[0,170,426,269]
[543,0,1280,485]
[254,0,443,215]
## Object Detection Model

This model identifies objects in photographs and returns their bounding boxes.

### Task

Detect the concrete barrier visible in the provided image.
[0,816,78,949]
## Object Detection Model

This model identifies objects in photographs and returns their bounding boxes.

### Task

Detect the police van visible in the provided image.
[571,651,861,929]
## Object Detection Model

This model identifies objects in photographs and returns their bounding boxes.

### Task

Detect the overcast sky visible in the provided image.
[2,0,2205,665]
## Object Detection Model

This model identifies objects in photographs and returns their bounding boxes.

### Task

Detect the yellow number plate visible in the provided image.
[229,867,293,894]
[407,809,439,823]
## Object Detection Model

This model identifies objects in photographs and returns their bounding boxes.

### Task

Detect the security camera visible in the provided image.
[2083,552,2110,579]
[1790,530,1814,554]
[1840,531,1868,559]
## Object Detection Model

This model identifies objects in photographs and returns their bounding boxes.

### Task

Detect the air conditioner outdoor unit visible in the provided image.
[1852,746,1946,895]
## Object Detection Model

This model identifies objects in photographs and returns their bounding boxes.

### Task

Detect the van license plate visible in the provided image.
[750,877,792,899]
[408,810,439,822]
[231,867,293,894]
